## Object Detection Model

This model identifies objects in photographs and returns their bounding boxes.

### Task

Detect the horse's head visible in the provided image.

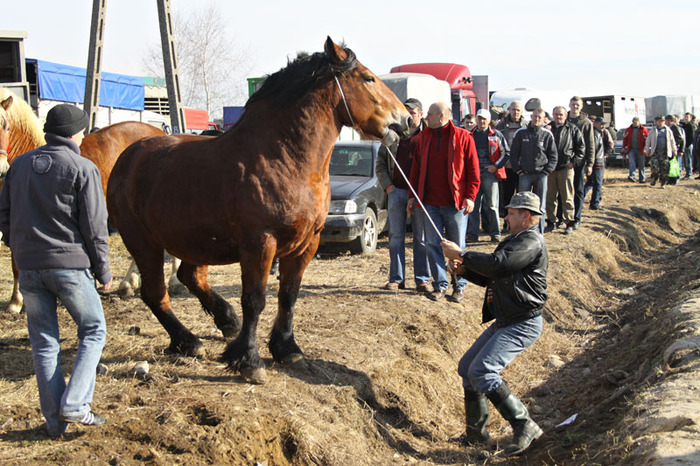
[0,95,12,179]
[325,38,411,145]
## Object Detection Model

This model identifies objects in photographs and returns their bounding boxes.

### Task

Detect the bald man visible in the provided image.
[408,102,480,303]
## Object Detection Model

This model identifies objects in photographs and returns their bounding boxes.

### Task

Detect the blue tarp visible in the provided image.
[223,106,244,127]
[28,59,145,111]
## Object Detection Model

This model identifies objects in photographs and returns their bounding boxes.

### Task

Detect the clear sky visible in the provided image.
[4,0,700,105]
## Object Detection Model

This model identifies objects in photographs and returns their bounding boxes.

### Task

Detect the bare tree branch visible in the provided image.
[141,3,252,119]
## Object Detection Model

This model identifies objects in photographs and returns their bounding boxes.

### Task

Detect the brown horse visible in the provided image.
[107,37,411,383]
[0,95,11,176]
[0,88,166,313]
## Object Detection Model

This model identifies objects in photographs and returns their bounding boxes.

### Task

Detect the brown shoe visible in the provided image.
[447,289,464,303]
[416,282,431,294]
[426,289,446,301]
[383,282,399,291]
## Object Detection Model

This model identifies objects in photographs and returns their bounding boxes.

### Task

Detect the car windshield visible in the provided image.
[329,146,373,177]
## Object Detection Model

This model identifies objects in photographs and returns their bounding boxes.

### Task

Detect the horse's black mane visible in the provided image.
[246,45,357,109]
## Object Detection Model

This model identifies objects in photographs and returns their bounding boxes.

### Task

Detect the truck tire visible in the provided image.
[351,208,378,254]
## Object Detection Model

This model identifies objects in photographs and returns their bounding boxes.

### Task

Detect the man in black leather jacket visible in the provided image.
[441,191,547,456]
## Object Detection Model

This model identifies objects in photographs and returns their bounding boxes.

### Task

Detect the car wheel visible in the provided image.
[351,208,377,254]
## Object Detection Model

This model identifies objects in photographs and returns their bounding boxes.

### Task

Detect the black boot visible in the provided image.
[451,388,490,445]
[486,381,543,456]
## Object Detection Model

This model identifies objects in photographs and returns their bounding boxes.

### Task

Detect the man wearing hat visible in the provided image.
[441,191,547,456]
[466,109,509,243]
[376,98,430,292]
[0,103,112,436]
[622,117,649,183]
[645,115,677,187]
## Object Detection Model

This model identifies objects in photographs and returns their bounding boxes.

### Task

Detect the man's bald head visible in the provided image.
[426,102,452,128]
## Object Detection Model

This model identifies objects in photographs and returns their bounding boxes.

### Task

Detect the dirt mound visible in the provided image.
[1,167,699,465]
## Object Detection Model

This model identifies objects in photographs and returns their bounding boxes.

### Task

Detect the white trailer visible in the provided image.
[379,72,451,114]
[645,95,700,123]
[336,72,451,141]
[582,95,646,132]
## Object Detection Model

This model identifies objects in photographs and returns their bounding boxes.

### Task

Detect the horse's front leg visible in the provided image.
[268,234,319,364]
[222,242,275,384]
[5,254,23,314]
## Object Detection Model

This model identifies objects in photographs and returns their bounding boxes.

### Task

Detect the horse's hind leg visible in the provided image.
[177,262,241,337]
[129,244,205,357]
[268,236,319,364]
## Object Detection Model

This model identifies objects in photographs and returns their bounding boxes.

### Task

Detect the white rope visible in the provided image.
[383,144,445,242]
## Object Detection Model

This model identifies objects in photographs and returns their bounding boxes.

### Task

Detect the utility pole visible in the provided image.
[156,0,185,134]
[84,0,107,132]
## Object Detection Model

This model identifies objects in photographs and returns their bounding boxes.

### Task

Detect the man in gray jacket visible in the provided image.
[0,104,112,437]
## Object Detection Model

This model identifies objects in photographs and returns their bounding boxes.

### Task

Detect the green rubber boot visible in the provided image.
[451,388,490,445]
[486,381,543,456]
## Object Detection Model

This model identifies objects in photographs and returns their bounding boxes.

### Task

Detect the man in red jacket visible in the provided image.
[408,102,480,303]
[622,117,649,183]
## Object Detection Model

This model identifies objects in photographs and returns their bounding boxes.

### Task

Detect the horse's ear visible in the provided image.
[1,96,13,112]
[324,36,347,63]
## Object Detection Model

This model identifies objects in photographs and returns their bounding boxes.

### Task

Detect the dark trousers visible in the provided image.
[584,166,604,208]
[499,168,518,218]
[573,163,586,223]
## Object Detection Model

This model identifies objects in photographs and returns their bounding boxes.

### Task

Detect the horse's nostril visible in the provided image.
[407,116,414,129]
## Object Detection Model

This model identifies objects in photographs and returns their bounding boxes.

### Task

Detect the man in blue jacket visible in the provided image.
[0,104,112,437]
[442,191,547,456]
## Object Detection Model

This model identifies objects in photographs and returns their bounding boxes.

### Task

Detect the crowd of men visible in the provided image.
[379,98,699,299]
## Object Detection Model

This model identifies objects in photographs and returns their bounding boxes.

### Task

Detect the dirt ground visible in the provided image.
[1,166,699,465]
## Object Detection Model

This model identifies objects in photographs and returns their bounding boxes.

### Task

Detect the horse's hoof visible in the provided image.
[168,342,206,358]
[186,345,207,358]
[118,282,135,299]
[221,326,239,339]
[4,302,23,314]
[280,353,304,365]
[240,367,268,384]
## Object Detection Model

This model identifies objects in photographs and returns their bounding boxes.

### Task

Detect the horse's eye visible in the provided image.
[363,76,375,83]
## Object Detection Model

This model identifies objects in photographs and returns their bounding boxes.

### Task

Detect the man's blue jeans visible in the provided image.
[387,188,430,285]
[518,172,548,233]
[422,204,467,291]
[19,268,107,436]
[467,170,500,239]
[458,316,543,393]
[628,148,646,181]
[683,144,693,177]
[584,166,604,208]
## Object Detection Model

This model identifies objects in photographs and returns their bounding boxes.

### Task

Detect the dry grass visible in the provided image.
[1,167,699,465]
